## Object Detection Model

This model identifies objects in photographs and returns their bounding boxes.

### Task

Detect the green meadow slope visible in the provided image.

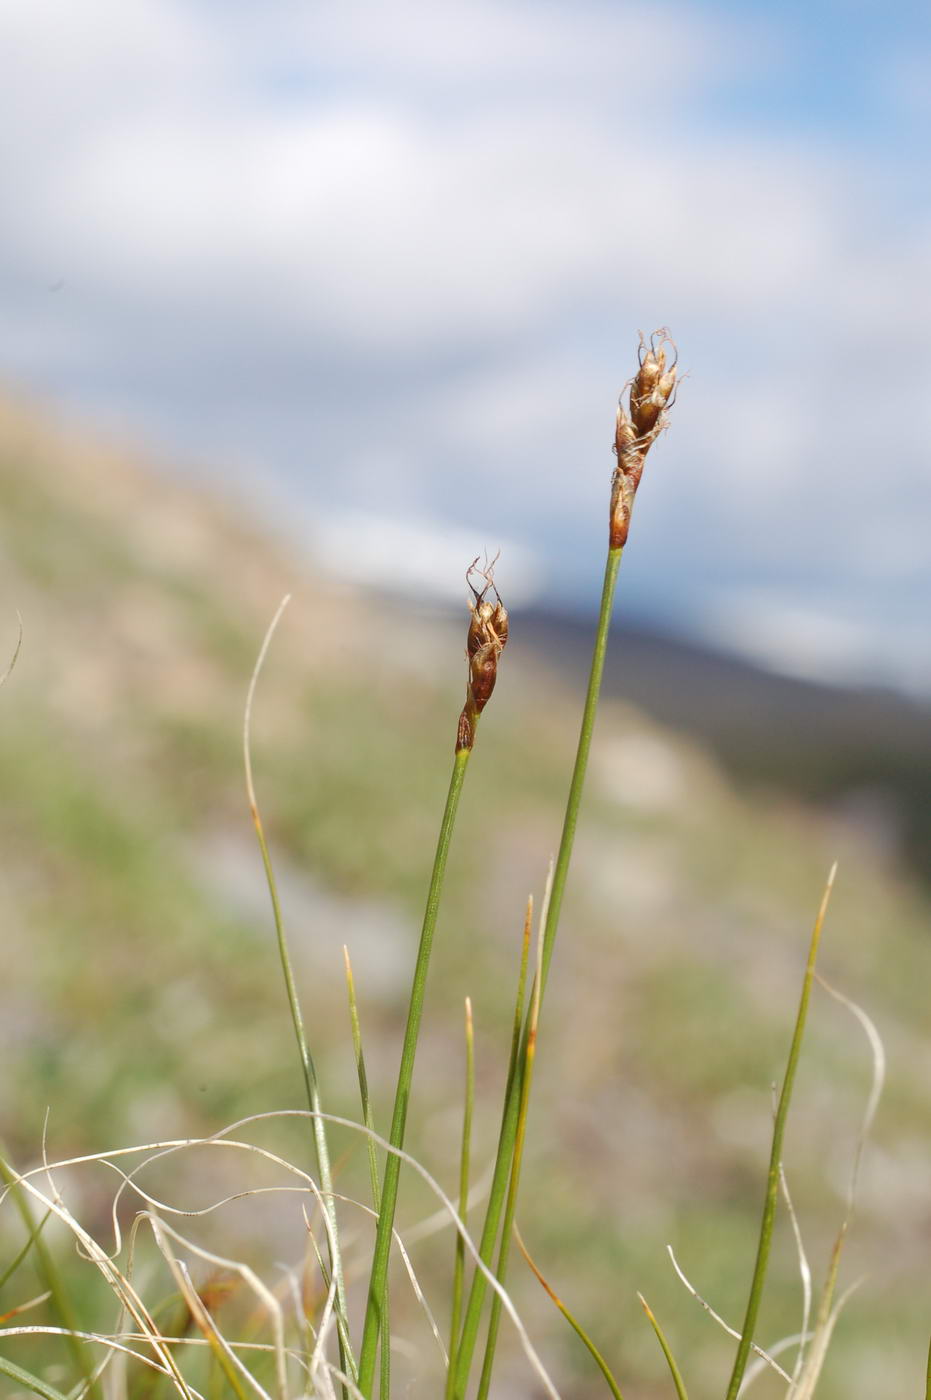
[0,395,928,1397]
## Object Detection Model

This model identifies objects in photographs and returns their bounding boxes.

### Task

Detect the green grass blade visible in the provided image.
[722,865,836,1400]
[473,1006,534,1400]
[638,1293,689,1400]
[0,1205,52,1292]
[506,896,534,1094]
[357,743,473,1395]
[0,1356,70,1400]
[344,944,391,1400]
[515,1225,625,1400]
[925,1332,930,1400]
[476,872,551,1400]
[344,945,382,1214]
[446,895,531,1400]
[446,996,475,1393]
[450,546,623,1400]
[244,596,353,1381]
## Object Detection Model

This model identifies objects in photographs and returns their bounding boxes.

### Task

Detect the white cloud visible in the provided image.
[0,0,928,691]
[312,509,542,605]
[698,591,931,696]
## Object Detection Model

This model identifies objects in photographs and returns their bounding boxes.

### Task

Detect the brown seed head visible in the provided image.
[610,328,678,548]
[457,559,508,751]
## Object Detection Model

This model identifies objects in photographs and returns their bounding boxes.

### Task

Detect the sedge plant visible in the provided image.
[447,328,678,1399]
[1,329,908,1399]
[356,560,509,1394]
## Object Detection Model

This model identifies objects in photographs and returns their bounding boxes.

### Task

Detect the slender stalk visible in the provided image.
[345,945,391,1400]
[344,946,382,1214]
[0,1204,51,1292]
[450,545,623,1398]
[446,996,475,1386]
[722,866,836,1400]
[508,897,535,1091]
[357,743,473,1394]
[476,934,543,1400]
[540,545,622,991]
[638,1294,689,1400]
[925,1332,930,1400]
[244,596,353,1380]
[516,1226,625,1400]
[447,895,532,1399]
[0,1357,69,1400]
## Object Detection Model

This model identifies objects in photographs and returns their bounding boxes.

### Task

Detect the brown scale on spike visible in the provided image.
[457,559,509,752]
[610,329,678,548]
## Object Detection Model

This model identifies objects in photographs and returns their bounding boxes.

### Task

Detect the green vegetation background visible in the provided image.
[0,397,927,1396]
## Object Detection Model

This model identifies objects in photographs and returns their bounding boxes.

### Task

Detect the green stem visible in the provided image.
[539,545,622,991]
[0,1357,69,1400]
[0,1204,51,1292]
[447,898,531,1399]
[639,1294,689,1400]
[450,545,623,1399]
[357,743,473,1395]
[447,997,475,1389]
[475,965,540,1400]
[517,1225,625,1400]
[722,868,835,1400]
[344,946,391,1400]
[345,946,382,1216]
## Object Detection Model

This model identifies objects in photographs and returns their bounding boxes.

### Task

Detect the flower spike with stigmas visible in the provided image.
[610,328,678,548]
[457,558,509,752]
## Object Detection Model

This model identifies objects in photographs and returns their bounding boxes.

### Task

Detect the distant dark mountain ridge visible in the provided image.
[512,605,931,886]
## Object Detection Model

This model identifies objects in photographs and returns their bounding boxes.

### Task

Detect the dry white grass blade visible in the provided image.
[280,1252,318,1355]
[0,611,23,689]
[737,1332,812,1396]
[15,1127,446,1373]
[815,973,886,1214]
[148,1212,285,1400]
[243,593,291,812]
[300,1198,334,1346]
[404,1164,493,1244]
[779,1162,813,1384]
[6,1171,194,1396]
[0,1288,51,1318]
[309,1267,340,1395]
[790,1279,862,1400]
[317,1360,369,1400]
[4,1110,561,1399]
[104,1134,332,1258]
[394,1230,448,1366]
[780,977,883,1400]
[213,1112,561,1397]
[666,1246,793,1384]
[0,1325,202,1385]
[153,1228,274,1400]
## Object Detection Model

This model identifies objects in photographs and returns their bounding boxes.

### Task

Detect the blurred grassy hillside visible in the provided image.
[0,395,928,1398]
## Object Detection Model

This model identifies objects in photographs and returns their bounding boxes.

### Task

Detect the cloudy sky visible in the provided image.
[3,0,930,692]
